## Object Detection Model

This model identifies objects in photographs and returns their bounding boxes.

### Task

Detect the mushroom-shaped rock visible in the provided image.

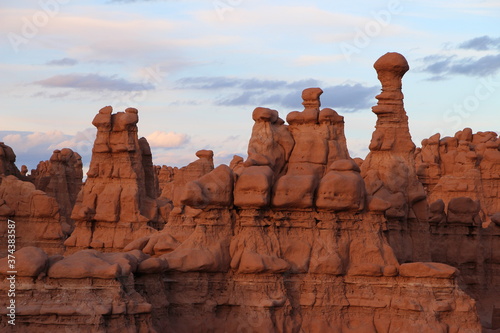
[246,107,293,176]
[196,149,214,160]
[429,199,446,224]
[252,107,279,123]
[373,52,409,89]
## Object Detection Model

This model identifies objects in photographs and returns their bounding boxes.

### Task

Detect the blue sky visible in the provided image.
[1,0,499,173]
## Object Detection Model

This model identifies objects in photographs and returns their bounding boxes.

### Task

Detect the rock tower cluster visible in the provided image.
[1,52,498,332]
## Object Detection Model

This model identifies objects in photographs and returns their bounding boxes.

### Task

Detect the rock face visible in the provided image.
[31,148,83,234]
[156,149,214,209]
[0,247,154,332]
[64,106,166,254]
[0,142,83,256]
[0,175,64,255]
[416,128,500,220]
[1,52,495,332]
[0,142,24,179]
[416,129,500,330]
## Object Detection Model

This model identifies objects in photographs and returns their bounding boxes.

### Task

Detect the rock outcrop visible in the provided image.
[416,128,500,330]
[360,52,429,263]
[0,143,79,255]
[64,106,167,254]
[0,247,154,332]
[416,128,500,221]
[118,54,480,332]
[157,149,214,208]
[1,52,494,332]
[31,148,83,234]
[0,175,64,255]
[0,142,24,179]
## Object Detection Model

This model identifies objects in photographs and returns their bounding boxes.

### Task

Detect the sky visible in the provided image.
[1,0,499,173]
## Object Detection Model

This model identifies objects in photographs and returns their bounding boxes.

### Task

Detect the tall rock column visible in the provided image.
[65,106,161,254]
[361,53,429,262]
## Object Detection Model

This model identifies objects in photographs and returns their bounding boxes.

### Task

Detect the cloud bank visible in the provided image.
[420,36,500,80]
[176,76,377,112]
[146,131,190,148]
[34,74,155,92]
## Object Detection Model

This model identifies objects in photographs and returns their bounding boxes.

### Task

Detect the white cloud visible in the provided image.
[34,73,155,91]
[2,130,67,153]
[146,131,189,148]
[49,128,96,156]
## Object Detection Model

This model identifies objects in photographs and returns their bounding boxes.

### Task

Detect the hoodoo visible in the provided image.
[1,53,497,332]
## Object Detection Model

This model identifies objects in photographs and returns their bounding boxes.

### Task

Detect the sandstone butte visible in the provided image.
[0,52,499,333]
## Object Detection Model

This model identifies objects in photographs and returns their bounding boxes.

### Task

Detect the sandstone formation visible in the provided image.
[416,129,500,330]
[0,142,24,179]
[64,106,169,254]
[156,149,214,209]
[0,175,64,255]
[416,128,500,221]
[0,247,154,332]
[2,52,498,332]
[359,53,430,264]
[31,148,83,234]
[0,145,83,257]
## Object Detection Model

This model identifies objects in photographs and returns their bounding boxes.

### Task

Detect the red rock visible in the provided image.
[0,53,489,332]
[361,52,430,263]
[0,246,48,277]
[399,262,458,278]
[32,148,83,234]
[0,175,63,254]
[47,250,116,278]
[316,159,366,211]
[180,165,234,209]
[0,142,24,178]
[65,106,163,253]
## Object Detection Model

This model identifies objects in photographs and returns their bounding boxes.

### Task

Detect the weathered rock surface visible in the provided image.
[416,128,500,330]
[416,128,500,221]
[0,247,154,332]
[0,142,24,179]
[0,175,63,255]
[64,106,167,254]
[31,148,83,234]
[1,52,495,332]
[360,52,430,263]
[157,150,214,201]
